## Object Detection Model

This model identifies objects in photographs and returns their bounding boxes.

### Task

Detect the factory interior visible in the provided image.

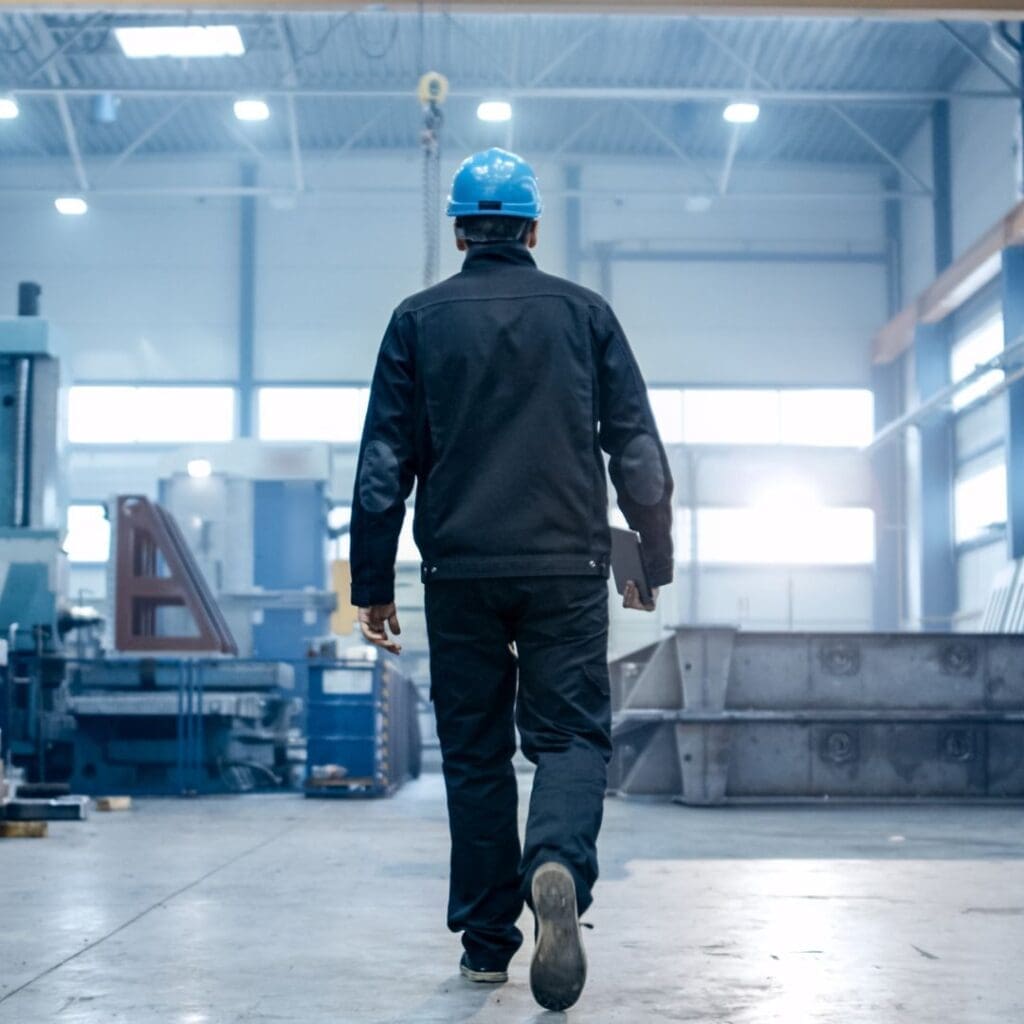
[1,2,1024,1021]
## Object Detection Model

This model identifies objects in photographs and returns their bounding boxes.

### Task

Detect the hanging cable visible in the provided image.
[418,71,448,289]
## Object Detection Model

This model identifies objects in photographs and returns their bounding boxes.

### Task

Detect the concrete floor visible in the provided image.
[1,776,1023,1024]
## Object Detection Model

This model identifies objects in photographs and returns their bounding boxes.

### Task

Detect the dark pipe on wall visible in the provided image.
[17,282,41,317]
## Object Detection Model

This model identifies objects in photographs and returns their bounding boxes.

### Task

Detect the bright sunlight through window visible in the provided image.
[954,464,1007,544]
[64,504,111,563]
[647,388,872,447]
[258,388,370,443]
[68,387,235,444]
[951,315,1004,412]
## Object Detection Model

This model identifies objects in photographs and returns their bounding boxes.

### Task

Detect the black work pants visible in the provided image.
[424,575,613,965]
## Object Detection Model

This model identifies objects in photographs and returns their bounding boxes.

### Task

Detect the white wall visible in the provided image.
[0,158,240,382]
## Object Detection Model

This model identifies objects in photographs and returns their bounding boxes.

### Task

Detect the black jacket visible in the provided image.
[350,243,674,607]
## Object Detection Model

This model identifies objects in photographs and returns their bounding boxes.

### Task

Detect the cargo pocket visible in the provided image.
[583,661,610,697]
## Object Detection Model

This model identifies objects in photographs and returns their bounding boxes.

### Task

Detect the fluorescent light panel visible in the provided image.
[477,100,512,123]
[234,98,270,122]
[723,101,760,124]
[55,197,88,216]
[0,95,18,120]
[115,25,244,60]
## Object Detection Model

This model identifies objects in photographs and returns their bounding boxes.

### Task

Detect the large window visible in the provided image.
[648,388,873,447]
[698,506,875,565]
[954,464,1007,545]
[64,504,111,562]
[951,314,1004,412]
[69,386,235,444]
[258,387,369,443]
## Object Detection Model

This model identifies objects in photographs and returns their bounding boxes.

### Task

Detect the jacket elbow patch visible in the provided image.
[359,440,401,513]
[618,433,665,506]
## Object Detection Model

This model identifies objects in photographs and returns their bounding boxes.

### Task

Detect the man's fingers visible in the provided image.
[623,580,656,612]
[357,605,402,655]
[360,620,387,643]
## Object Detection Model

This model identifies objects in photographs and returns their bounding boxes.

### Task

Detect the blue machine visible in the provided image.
[305,656,421,798]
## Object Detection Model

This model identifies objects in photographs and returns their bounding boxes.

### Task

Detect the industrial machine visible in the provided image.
[609,626,1024,804]
[5,489,301,795]
[0,287,417,797]
[0,288,301,795]
[0,283,67,656]
[155,443,338,661]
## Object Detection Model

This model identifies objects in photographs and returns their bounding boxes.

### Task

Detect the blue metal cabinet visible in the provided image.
[305,658,420,798]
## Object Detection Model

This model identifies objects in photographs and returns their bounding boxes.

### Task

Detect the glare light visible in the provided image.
[115,25,245,60]
[723,101,760,125]
[55,196,88,216]
[754,482,820,512]
[0,95,18,120]
[187,458,213,479]
[234,98,270,122]
[477,100,512,123]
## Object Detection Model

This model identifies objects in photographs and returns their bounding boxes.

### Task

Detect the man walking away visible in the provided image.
[350,148,674,1011]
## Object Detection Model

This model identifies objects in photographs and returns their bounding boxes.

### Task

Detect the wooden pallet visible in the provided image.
[96,796,133,812]
[0,821,48,838]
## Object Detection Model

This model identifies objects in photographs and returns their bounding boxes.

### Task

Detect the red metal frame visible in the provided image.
[114,495,238,654]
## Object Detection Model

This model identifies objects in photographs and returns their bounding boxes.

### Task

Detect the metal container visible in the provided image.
[305,657,421,798]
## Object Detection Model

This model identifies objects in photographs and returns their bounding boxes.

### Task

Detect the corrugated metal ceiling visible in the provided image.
[0,11,1007,168]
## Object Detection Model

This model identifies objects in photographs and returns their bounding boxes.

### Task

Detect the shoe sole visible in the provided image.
[459,963,508,984]
[530,862,587,1012]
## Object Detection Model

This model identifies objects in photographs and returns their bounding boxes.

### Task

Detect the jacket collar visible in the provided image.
[461,242,537,271]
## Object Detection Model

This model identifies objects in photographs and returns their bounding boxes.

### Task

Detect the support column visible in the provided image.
[873,174,904,630]
[914,321,957,631]
[564,163,582,284]
[931,101,953,272]
[238,162,257,439]
[908,101,956,632]
[1003,245,1024,559]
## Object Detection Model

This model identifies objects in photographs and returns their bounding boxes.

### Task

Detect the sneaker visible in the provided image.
[459,952,508,984]
[529,862,587,1011]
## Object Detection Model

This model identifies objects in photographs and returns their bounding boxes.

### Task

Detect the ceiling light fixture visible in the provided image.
[115,25,245,60]
[723,101,760,125]
[0,95,18,120]
[477,100,512,123]
[233,98,270,122]
[55,197,88,216]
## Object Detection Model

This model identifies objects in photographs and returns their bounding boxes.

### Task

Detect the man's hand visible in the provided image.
[358,603,402,654]
[623,581,658,613]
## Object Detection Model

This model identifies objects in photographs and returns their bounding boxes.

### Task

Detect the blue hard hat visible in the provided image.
[446,147,542,220]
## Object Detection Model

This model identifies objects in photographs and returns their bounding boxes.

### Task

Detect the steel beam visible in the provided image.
[625,102,719,191]
[916,105,956,632]
[914,321,958,632]
[28,17,89,192]
[932,101,954,274]
[8,0,1024,16]
[565,164,582,284]
[3,84,1018,103]
[0,184,930,202]
[690,18,935,192]
[873,175,905,629]
[1003,245,1024,560]
[275,16,305,194]
[95,98,194,183]
[938,20,1021,95]
[238,163,257,440]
